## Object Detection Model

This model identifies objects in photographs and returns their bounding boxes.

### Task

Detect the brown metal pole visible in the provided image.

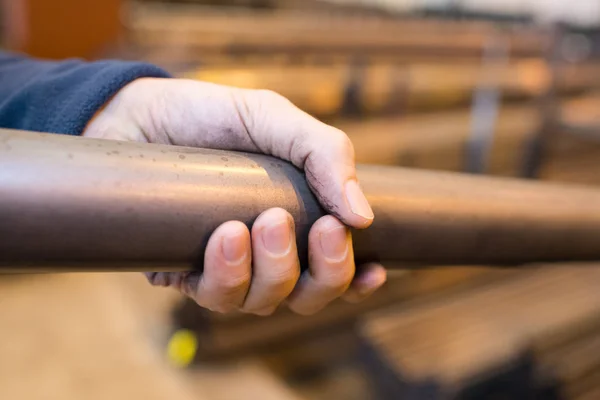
[1,128,600,273]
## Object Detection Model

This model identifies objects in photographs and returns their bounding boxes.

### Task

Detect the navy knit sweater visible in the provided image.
[0,52,171,135]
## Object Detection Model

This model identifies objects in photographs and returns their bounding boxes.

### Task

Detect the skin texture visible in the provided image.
[83,78,387,316]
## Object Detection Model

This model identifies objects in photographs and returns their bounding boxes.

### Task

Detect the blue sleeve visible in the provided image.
[0,52,172,136]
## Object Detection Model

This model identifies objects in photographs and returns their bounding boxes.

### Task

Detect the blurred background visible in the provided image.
[2,0,600,399]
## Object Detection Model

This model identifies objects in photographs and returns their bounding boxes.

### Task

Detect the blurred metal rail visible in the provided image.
[2,129,600,273]
[465,36,508,174]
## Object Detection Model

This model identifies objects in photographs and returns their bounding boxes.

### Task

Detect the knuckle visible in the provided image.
[318,269,354,293]
[214,272,251,295]
[145,272,168,287]
[314,129,355,165]
[329,128,354,152]
[264,265,301,288]
[337,129,353,146]
[146,272,190,290]
[256,89,287,105]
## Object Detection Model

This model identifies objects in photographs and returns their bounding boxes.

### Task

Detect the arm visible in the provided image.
[0,51,170,135]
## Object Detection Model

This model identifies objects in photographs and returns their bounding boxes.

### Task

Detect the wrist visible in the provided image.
[82,78,158,142]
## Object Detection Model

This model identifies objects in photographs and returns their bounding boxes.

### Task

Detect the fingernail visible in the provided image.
[345,180,374,221]
[222,233,247,264]
[262,221,291,256]
[320,225,349,261]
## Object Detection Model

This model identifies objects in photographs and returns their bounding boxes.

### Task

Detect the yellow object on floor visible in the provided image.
[167,329,198,368]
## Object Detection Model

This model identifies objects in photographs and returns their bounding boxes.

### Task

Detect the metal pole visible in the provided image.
[464,35,508,174]
[521,24,563,178]
[2,129,600,273]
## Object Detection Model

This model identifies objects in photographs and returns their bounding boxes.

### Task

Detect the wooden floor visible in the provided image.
[0,273,304,400]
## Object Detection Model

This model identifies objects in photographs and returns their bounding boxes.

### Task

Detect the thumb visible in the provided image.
[105,79,375,229]
[229,87,375,229]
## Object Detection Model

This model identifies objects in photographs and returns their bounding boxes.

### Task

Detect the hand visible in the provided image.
[83,78,387,316]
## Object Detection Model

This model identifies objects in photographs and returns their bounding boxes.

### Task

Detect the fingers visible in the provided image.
[101,79,383,315]
[182,209,301,316]
[286,215,356,315]
[127,79,374,230]
[159,212,384,316]
[238,89,374,229]
[241,208,300,316]
[342,263,387,304]
[184,220,252,313]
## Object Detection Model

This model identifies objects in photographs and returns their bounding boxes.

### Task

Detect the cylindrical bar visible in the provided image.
[1,129,600,272]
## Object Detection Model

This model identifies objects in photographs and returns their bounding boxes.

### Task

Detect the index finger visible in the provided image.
[142,80,374,229]
[234,88,374,229]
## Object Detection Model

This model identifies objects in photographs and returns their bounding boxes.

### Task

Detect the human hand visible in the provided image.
[83,78,387,316]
